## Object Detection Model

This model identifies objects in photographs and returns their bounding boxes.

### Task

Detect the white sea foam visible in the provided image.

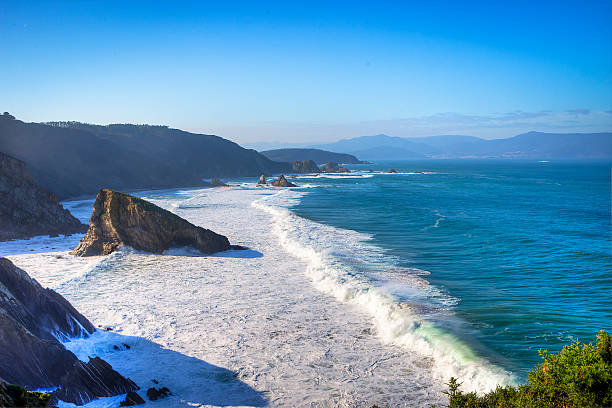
[252,189,515,392]
[2,185,513,407]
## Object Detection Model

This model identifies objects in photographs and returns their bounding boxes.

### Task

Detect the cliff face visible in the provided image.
[71,189,231,256]
[0,116,293,199]
[0,258,138,405]
[0,152,87,241]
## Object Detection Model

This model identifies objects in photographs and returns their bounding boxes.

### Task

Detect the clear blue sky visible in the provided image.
[1,0,610,143]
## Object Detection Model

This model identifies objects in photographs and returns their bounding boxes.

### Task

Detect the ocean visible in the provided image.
[290,159,611,379]
[1,159,609,407]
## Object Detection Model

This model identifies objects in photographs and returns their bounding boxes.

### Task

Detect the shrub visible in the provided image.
[445,330,612,408]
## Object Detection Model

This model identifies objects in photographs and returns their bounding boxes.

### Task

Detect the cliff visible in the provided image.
[0,152,87,241]
[0,116,292,199]
[260,148,366,164]
[0,258,138,405]
[71,189,232,256]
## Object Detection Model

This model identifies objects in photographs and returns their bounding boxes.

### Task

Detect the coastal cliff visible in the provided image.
[0,152,87,241]
[0,257,138,405]
[71,189,232,256]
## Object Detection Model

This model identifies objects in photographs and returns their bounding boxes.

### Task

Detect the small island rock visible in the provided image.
[71,189,231,256]
[271,175,297,187]
[320,162,350,173]
[388,168,397,173]
[207,177,228,187]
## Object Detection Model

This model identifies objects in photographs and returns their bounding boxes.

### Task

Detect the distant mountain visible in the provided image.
[0,116,292,199]
[312,132,611,159]
[260,148,366,164]
[441,131,612,159]
[349,146,423,160]
[313,134,440,157]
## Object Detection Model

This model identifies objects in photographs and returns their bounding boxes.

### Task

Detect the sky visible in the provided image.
[1,0,610,144]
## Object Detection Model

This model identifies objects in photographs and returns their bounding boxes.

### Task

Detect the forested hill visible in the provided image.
[0,115,291,199]
[260,148,366,164]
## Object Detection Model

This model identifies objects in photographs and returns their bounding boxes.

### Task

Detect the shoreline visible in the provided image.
[3,183,505,407]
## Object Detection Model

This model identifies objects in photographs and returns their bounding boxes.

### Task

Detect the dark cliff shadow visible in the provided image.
[65,331,268,407]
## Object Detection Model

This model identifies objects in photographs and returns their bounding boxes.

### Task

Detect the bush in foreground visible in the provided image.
[445,330,612,408]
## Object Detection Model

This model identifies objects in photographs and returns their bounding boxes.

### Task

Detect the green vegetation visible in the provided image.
[0,383,51,407]
[445,330,612,408]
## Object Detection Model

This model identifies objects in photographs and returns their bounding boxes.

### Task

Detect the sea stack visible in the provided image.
[71,189,232,256]
[320,162,350,173]
[271,175,297,187]
[257,174,267,185]
[388,168,397,173]
[0,151,87,241]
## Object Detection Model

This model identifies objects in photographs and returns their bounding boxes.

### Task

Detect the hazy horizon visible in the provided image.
[2,1,611,145]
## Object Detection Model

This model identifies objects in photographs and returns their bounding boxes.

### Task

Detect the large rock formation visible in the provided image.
[291,160,320,173]
[0,258,138,405]
[71,189,232,256]
[0,152,87,241]
[271,175,297,187]
[320,162,350,173]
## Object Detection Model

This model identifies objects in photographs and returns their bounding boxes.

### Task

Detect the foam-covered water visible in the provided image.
[5,160,605,406]
[3,185,468,407]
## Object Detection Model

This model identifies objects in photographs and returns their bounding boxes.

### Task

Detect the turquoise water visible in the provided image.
[291,160,611,378]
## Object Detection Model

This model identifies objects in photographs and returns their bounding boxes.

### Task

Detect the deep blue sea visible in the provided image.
[291,159,611,379]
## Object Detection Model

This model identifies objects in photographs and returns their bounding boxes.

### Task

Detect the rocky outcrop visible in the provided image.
[0,258,138,405]
[320,162,350,173]
[271,175,297,187]
[0,257,94,341]
[0,152,87,241]
[207,178,228,187]
[291,160,320,173]
[388,168,397,173]
[71,189,232,256]
[121,391,145,406]
[257,174,266,185]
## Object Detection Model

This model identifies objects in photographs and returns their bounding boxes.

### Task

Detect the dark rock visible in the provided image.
[146,387,171,401]
[54,357,138,405]
[291,160,320,173]
[388,168,397,173]
[230,245,249,250]
[207,177,228,187]
[0,152,87,241]
[257,174,266,185]
[271,175,297,188]
[0,257,94,341]
[152,379,159,384]
[123,343,131,350]
[320,162,350,173]
[0,258,138,405]
[71,189,232,256]
[120,391,145,406]
[113,345,120,350]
